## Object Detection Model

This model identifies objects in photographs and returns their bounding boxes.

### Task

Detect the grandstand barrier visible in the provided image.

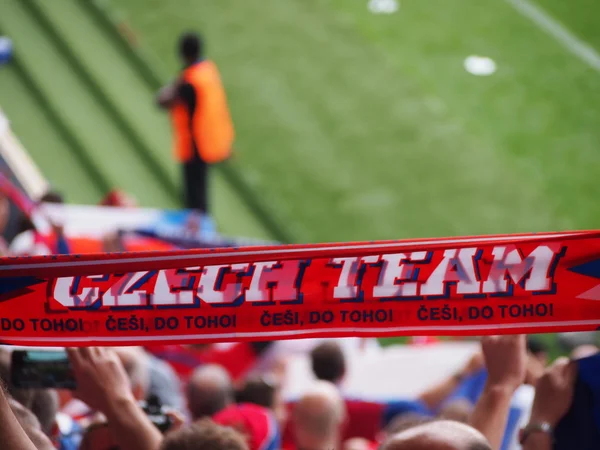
[0,108,48,199]
[0,109,46,242]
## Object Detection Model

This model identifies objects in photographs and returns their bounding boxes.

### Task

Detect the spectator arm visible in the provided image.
[469,384,513,450]
[417,372,462,411]
[104,395,163,450]
[0,387,38,450]
[521,432,552,450]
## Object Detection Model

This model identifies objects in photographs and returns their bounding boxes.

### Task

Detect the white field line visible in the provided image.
[0,109,49,198]
[503,0,600,73]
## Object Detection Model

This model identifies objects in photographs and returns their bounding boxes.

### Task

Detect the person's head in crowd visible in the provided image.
[9,396,55,450]
[213,403,280,450]
[293,381,346,450]
[570,344,599,360]
[147,353,187,412]
[236,374,287,428]
[526,336,549,366]
[178,32,203,67]
[187,364,234,420]
[100,189,138,208]
[438,399,473,424]
[116,347,186,413]
[310,341,346,384]
[343,437,373,450]
[161,419,248,450]
[369,413,433,450]
[385,413,433,436]
[381,420,491,450]
[39,190,65,204]
[236,375,276,408]
[113,347,150,401]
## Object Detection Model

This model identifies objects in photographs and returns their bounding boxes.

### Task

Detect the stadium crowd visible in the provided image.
[0,332,595,450]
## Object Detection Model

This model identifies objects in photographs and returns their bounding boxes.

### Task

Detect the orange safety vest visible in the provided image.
[170,61,234,164]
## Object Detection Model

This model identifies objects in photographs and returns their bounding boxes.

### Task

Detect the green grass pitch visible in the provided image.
[111,0,600,245]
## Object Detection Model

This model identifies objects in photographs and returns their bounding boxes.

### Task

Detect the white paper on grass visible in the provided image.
[463,56,497,76]
[368,0,399,14]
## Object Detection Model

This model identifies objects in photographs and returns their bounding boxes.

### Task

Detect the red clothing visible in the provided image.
[145,342,262,383]
[213,403,280,450]
[283,398,430,446]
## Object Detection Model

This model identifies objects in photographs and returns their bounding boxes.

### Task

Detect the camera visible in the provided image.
[140,395,175,433]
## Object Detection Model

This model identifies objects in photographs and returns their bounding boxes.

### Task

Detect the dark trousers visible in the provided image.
[182,154,208,214]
